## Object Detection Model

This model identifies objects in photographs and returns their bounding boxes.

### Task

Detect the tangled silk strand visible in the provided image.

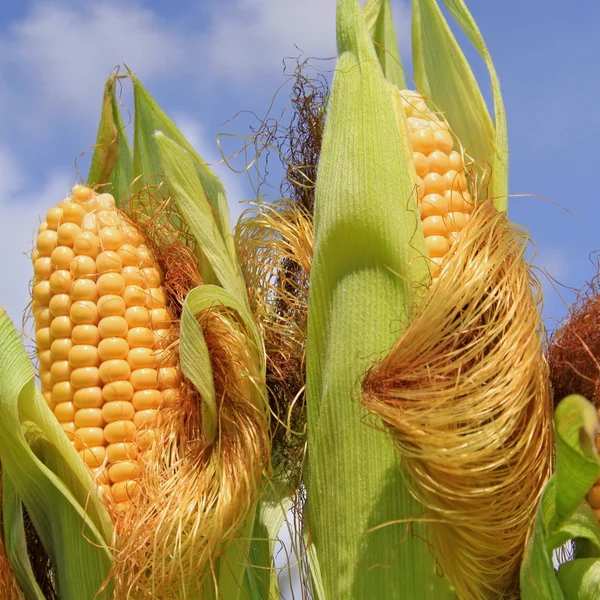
[363,201,553,599]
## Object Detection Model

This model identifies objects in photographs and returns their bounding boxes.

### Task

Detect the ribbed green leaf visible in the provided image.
[217,508,257,600]
[437,0,508,208]
[0,310,113,600]
[363,0,405,88]
[521,395,600,599]
[154,132,248,306]
[179,287,217,443]
[305,1,449,599]
[556,558,600,600]
[412,0,507,210]
[87,75,132,206]
[2,473,45,600]
[129,74,237,266]
[306,538,326,600]
[180,281,264,445]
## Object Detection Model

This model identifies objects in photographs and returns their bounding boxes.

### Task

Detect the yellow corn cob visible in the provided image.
[31,185,181,509]
[399,90,475,278]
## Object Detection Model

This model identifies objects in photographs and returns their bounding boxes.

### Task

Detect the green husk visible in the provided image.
[0,309,113,600]
[129,73,237,268]
[521,395,600,599]
[304,0,451,598]
[87,74,132,205]
[363,0,405,88]
[412,0,508,209]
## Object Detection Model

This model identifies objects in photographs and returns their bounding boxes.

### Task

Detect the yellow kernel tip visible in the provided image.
[72,185,93,202]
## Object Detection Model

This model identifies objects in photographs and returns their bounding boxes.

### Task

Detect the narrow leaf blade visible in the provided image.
[363,0,406,88]
[87,75,133,205]
[154,133,248,306]
[0,310,113,600]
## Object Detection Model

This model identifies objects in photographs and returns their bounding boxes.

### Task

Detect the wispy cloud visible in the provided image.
[199,0,411,83]
[199,0,337,82]
[0,147,71,328]
[3,1,185,124]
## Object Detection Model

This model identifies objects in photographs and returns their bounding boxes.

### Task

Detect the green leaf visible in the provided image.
[217,507,257,600]
[154,132,248,306]
[521,395,600,600]
[129,73,237,267]
[363,0,406,88]
[437,0,508,209]
[305,1,449,599]
[554,396,600,524]
[245,481,292,600]
[2,473,45,600]
[0,310,113,600]
[87,75,132,206]
[557,558,600,600]
[181,282,264,442]
[412,0,508,210]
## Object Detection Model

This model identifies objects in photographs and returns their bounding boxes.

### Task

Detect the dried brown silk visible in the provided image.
[233,61,325,489]
[362,201,553,599]
[548,272,600,409]
[102,190,270,598]
[236,200,313,485]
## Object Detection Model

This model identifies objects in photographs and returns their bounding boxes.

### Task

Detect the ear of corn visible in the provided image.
[96,78,270,599]
[32,184,181,510]
[304,1,446,598]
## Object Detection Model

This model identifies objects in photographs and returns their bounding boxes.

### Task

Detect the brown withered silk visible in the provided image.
[235,60,326,487]
[362,201,553,599]
[548,269,600,408]
[547,264,600,524]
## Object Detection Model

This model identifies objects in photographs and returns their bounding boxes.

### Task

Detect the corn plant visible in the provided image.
[1,1,600,599]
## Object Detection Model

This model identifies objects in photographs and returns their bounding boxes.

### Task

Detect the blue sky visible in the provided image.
[1,0,599,332]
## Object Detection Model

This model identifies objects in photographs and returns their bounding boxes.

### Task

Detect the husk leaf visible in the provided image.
[0,472,28,600]
[521,395,600,599]
[0,309,113,600]
[129,73,237,268]
[412,0,508,209]
[153,131,248,307]
[87,74,132,205]
[363,0,405,88]
[304,0,450,598]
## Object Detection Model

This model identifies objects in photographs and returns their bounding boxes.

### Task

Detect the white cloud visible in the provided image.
[200,0,337,82]
[200,0,411,83]
[0,148,71,330]
[6,1,186,121]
